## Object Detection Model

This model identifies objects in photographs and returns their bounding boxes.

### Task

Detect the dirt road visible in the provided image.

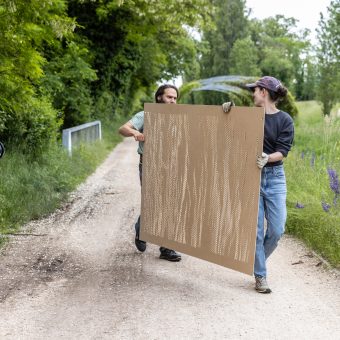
[0,138,339,339]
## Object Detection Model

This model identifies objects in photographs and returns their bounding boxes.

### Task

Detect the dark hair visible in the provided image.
[155,84,179,103]
[259,85,288,102]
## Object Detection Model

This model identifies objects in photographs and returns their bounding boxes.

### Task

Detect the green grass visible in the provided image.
[285,101,340,267]
[0,118,124,237]
[294,101,340,159]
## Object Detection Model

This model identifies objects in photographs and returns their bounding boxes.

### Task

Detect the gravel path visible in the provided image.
[0,138,339,339]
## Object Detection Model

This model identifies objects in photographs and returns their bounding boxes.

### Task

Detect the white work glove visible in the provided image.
[222,101,235,113]
[257,152,269,169]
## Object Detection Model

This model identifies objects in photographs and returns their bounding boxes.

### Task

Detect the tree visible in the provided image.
[229,37,260,76]
[249,15,312,97]
[199,0,249,104]
[41,40,98,128]
[0,0,214,151]
[299,56,318,101]
[0,0,76,152]
[200,0,248,77]
[316,0,340,115]
[68,0,210,118]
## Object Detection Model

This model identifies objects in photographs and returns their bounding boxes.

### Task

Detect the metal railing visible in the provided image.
[62,120,102,155]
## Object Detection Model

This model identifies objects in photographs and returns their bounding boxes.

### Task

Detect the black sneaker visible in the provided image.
[159,247,181,262]
[135,233,146,252]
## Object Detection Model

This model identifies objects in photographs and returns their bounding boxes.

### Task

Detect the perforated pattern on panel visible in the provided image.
[140,104,264,275]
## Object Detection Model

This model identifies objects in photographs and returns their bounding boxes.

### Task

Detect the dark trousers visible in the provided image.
[135,158,169,253]
[134,161,143,236]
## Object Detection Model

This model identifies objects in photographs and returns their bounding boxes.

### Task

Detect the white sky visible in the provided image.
[246,0,331,40]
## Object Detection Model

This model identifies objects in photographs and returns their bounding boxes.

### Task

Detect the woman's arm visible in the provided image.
[267,151,284,163]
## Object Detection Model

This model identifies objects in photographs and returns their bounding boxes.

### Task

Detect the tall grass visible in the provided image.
[0,118,124,236]
[285,101,340,267]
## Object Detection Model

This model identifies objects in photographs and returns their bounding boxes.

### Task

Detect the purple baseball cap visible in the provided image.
[246,76,282,92]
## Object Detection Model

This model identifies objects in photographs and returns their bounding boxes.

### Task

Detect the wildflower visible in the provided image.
[295,202,305,209]
[321,201,331,212]
[327,168,339,195]
[301,151,305,159]
[310,152,315,167]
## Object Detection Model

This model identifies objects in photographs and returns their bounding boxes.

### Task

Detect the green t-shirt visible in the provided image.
[129,110,144,155]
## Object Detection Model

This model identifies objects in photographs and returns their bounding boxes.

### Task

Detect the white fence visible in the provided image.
[62,120,102,155]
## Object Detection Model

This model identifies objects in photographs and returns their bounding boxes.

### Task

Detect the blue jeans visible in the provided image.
[254,165,287,277]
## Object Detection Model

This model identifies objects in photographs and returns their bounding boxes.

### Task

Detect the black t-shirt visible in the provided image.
[263,111,294,167]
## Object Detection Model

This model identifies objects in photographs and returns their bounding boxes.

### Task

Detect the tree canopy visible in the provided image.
[316,0,340,115]
[0,0,338,152]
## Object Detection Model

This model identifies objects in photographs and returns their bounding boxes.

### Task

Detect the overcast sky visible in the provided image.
[246,0,331,40]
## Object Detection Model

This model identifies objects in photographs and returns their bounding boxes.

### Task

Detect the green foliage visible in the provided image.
[285,101,340,266]
[2,0,337,154]
[259,48,294,85]
[68,0,210,118]
[200,0,248,77]
[0,0,76,151]
[316,0,340,116]
[8,96,61,155]
[197,2,315,103]
[249,15,312,96]
[0,117,125,235]
[279,91,299,119]
[180,75,299,118]
[41,40,97,128]
[1,0,211,152]
[294,101,340,157]
[286,205,340,267]
[229,37,261,76]
[298,57,318,101]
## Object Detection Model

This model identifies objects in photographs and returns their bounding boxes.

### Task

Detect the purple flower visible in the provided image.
[301,151,305,159]
[295,202,305,209]
[310,153,315,167]
[322,201,331,212]
[327,168,339,194]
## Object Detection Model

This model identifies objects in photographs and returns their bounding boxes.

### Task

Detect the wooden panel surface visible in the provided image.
[140,103,264,275]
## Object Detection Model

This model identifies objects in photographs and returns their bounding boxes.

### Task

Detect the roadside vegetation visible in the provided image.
[0,119,124,245]
[285,101,340,267]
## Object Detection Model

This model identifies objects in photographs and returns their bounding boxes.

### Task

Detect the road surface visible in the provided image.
[0,138,339,339]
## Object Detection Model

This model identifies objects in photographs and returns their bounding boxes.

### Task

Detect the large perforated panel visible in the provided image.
[140,103,264,275]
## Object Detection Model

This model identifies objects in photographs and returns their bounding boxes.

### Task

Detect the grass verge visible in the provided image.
[0,117,124,238]
[285,101,340,267]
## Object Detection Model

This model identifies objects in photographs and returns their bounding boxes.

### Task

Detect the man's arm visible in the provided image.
[118,122,144,141]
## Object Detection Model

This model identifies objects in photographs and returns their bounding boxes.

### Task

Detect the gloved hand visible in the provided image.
[222,101,235,113]
[257,152,269,169]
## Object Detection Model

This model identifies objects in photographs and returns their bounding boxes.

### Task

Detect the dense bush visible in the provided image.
[0,0,75,150]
